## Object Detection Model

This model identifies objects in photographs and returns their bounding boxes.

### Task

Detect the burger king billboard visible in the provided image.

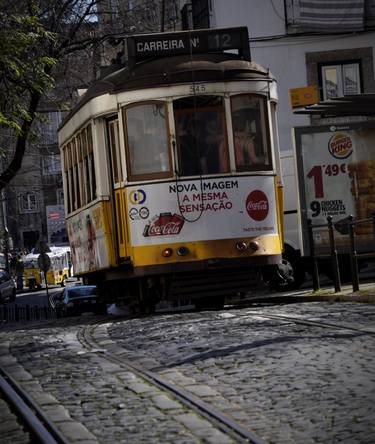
[294,122,375,255]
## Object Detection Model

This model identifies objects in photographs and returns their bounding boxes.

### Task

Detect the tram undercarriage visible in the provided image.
[83,256,284,313]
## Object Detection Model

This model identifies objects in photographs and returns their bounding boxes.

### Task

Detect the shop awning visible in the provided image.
[293,94,375,117]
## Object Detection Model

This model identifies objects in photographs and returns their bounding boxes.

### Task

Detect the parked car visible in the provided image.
[56,285,106,317]
[0,270,16,304]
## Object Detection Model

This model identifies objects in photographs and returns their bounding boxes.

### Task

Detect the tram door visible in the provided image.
[107,118,128,259]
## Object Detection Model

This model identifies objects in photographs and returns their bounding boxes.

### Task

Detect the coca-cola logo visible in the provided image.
[246,190,269,221]
[143,213,184,237]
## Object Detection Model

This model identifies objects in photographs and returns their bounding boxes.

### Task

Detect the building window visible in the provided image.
[320,62,361,100]
[57,189,64,205]
[181,3,193,30]
[36,111,62,145]
[192,0,210,29]
[20,193,38,213]
[42,155,62,175]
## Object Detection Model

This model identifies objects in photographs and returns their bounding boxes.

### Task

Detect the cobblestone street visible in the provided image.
[1,301,375,443]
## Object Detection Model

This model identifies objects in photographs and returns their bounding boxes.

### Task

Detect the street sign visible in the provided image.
[127,27,250,68]
[289,86,319,108]
[38,253,51,272]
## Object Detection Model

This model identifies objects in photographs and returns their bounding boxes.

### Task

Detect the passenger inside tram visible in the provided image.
[232,116,261,167]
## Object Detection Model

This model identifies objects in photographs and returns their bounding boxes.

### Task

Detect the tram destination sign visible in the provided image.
[127,27,250,67]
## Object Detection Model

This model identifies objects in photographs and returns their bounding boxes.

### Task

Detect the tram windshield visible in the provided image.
[231,95,271,171]
[174,96,229,176]
[124,102,170,179]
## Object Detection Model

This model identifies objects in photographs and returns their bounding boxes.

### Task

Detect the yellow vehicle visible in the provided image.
[59,27,285,311]
[23,247,71,291]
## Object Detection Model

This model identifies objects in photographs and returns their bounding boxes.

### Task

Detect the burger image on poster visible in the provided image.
[347,128,375,234]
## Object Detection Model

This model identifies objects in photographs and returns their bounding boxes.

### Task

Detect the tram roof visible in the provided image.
[61,53,274,127]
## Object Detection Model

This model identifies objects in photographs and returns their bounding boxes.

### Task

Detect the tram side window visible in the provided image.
[231,95,271,171]
[63,124,97,215]
[74,136,82,209]
[63,145,72,213]
[108,119,123,184]
[173,96,229,176]
[80,129,88,206]
[124,102,171,180]
[85,124,97,202]
[67,143,75,212]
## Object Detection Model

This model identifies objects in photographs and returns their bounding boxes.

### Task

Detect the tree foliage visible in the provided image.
[0,0,101,189]
[0,7,56,135]
[0,0,177,190]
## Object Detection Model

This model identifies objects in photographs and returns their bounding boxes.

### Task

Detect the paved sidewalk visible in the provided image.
[253,281,375,304]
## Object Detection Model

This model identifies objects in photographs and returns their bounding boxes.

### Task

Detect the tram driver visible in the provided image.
[176,113,229,176]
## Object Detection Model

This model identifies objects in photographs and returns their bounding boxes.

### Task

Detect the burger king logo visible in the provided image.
[328,133,353,159]
[246,190,269,221]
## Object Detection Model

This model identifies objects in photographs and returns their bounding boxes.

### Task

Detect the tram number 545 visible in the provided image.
[190,84,206,94]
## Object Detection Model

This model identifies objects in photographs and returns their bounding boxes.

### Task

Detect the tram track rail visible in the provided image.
[77,320,267,444]
[240,311,375,336]
[0,366,69,444]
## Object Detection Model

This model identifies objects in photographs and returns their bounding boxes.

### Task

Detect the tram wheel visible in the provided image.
[274,249,305,291]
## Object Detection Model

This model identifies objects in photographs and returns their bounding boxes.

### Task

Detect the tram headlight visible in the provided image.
[162,248,173,258]
[236,241,248,252]
[249,240,260,252]
[177,246,189,256]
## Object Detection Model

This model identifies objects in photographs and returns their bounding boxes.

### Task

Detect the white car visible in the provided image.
[0,270,16,304]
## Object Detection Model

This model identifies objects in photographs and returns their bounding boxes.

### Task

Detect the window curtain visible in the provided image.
[287,0,365,32]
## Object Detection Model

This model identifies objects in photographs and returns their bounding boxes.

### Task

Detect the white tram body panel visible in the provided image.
[127,177,278,245]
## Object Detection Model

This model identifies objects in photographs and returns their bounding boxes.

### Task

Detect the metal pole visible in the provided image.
[44,272,50,306]
[0,190,9,272]
[307,219,320,291]
[327,216,341,293]
[348,215,359,292]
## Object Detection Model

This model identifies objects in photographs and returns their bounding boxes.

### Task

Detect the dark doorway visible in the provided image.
[23,231,39,251]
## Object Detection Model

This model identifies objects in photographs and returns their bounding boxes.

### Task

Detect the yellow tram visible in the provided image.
[23,247,71,290]
[59,27,285,310]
